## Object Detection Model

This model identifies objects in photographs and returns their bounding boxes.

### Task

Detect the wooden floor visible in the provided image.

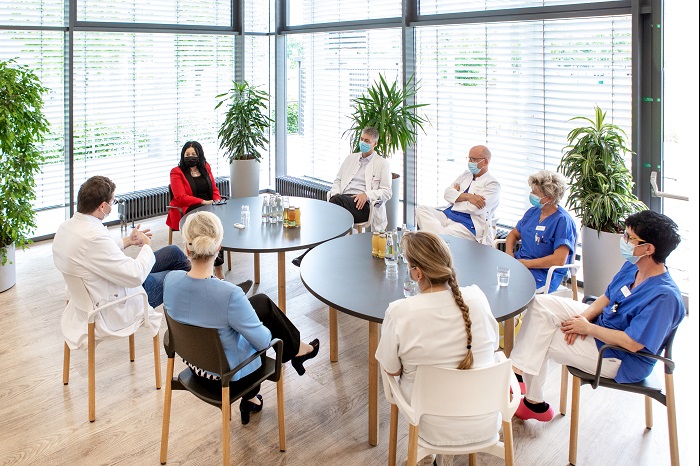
[0,216,697,466]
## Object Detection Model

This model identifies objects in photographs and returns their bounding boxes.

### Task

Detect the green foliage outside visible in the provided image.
[558,105,647,233]
[287,102,299,134]
[0,59,50,265]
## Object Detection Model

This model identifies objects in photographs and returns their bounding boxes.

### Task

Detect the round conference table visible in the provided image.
[300,232,536,446]
[181,196,353,312]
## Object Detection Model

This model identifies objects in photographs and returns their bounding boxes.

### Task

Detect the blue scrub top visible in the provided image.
[595,261,685,383]
[514,205,577,292]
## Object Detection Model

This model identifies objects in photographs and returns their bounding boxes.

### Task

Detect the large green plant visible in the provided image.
[344,73,429,158]
[0,59,50,265]
[558,105,646,234]
[215,80,274,163]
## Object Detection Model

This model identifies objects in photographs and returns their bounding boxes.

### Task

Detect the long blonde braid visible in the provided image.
[401,231,474,370]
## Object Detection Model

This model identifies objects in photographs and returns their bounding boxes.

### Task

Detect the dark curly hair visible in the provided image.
[625,210,681,264]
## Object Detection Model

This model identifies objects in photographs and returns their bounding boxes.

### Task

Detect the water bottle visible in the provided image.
[262,195,269,224]
[385,234,398,280]
[269,195,278,224]
[393,229,402,262]
[399,224,408,263]
[276,195,283,223]
[403,269,419,297]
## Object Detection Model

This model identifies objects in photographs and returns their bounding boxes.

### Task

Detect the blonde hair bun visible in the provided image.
[182,211,223,260]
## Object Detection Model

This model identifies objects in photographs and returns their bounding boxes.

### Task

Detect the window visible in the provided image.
[288,0,400,26]
[419,0,615,15]
[77,0,232,26]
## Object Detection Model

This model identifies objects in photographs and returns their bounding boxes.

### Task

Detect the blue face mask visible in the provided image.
[359,141,372,153]
[619,237,641,264]
[529,193,543,208]
[467,162,481,175]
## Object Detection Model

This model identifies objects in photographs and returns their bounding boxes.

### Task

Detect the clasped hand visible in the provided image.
[127,224,152,247]
[560,315,591,345]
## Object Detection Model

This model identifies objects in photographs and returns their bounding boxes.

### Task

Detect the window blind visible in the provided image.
[415,16,632,228]
[288,0,400,26]
[77,0,231,26]
[418,0,614,16]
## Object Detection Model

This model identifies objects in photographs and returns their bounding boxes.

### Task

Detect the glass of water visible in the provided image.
[241,204,250,225]
[497,266,510,287]
[403,271,419,297]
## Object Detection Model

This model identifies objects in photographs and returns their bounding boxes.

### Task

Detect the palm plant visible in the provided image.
[0,59,50,266]
[558,105,646,233]
[215,80,274,162]
[344,73,429,157]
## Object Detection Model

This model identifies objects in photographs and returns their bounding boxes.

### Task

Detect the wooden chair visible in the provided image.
[567,327,680,466]
[160,309,285,465]
[383,352,520,466]
[61,273,161,422]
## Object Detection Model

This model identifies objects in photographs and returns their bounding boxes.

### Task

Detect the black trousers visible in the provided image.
[192,293,301,401]
[329,193,370,224]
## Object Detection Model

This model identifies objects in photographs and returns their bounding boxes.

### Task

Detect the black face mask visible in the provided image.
[183,157,199,167]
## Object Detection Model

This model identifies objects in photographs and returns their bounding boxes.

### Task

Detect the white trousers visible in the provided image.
[415,205,477,241]
[509,295,622,403]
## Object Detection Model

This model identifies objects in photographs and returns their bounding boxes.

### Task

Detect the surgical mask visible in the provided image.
[359,141,372,153]
[183,157,199,167]
[529,193,543,209]
[619,237,641,264]
[467,162,481,175]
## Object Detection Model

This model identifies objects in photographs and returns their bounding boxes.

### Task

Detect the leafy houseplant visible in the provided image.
[0,59,50,267]
[344,73,429,158]
[558,105,646,234]
[558,105,646,297]
[215,80,274,162]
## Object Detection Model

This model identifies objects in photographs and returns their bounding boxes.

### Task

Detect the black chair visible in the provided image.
[160,309,285,465]
[567,297,680,466]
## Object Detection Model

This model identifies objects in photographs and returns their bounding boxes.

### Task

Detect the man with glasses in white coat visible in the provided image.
[415,145,500,245]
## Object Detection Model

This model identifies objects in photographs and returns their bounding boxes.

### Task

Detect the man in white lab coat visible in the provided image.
[292,126,392,266]
[415,145,500,246]
[53,176,191,350]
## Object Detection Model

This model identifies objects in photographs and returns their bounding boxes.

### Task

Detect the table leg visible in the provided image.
[329,307,338,362]
[503,317,514,357]
[277,252,286,314]
[254,253,260,284]
[368,321,379,446]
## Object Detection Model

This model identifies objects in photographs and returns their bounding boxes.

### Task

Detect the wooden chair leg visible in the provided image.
[168,228,173,245]
[388,404,398,466]
[129,334,135,361]
[503,420,515,466]
[88,322,96,422]
[469,453,477,466]
[568,376,581,465]
[645,396,653,429]
[227,251,232,271]
[560,365,569,415]
[357,225,364,234]
[222,386,230,466]
[665,373,679,466]
[407,424,419,466]
[153,334,162,389]
[254,253,260,284]
[63,342,70,385]
[160,357,175,465]
[277,372,286,452]
[329,307,338,362]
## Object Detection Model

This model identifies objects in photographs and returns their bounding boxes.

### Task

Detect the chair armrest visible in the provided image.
[582,295,598,305]
[167,206,183,215]
[543,262,580,294]
[220,338,283,385]
[492,238,506,248]
[592,343,675,388]
[380,369,417,424]
[87,290,149,323]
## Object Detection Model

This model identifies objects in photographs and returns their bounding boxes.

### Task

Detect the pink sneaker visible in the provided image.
[515,399,554,422]
[519,381,527,396]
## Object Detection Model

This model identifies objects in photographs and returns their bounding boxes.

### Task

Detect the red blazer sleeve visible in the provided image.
[206,163,222,201]
[170,166,203,209]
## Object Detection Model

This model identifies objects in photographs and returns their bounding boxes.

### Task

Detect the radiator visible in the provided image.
[275,176,331,201]
[116,177,230,231]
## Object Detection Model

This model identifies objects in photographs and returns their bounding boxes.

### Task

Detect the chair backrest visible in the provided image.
[164,308,230,376]
[411,357,513,421]
[62,273,96,313]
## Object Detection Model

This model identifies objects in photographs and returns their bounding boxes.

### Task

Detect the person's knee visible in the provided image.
[329,194,343,205]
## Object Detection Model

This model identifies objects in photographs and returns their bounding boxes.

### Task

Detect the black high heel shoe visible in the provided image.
[291,339,320,376]
[239,394,263,425]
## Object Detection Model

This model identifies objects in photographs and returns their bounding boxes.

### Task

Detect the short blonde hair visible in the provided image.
[181,211,223,261]
[529,170,568,204]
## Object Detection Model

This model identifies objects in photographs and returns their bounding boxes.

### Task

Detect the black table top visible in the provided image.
[181,196,354,253]
[300,232,536,323]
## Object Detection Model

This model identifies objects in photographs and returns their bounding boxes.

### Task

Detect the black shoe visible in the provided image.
[236,280,253,295]
[239,394,263,425]
[291,339,320,376]
[291,255,303,267]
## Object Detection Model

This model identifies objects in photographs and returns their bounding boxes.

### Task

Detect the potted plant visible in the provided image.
[344,73,429,229]
[558,105,647,296]
[215,80,274,198]
[0,59,50,292]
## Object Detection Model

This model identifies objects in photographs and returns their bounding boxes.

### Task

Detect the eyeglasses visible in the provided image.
[468,157,486,163]
[622,232,647,245]
[106,198,117,205]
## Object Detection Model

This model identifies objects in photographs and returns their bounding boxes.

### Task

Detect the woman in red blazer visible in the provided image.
[167,141,224,278]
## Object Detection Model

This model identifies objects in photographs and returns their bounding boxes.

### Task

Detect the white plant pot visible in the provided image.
[229,159,260,199]
[581,226,625,297]
[385,174,401,231]
[0,243,17,293]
